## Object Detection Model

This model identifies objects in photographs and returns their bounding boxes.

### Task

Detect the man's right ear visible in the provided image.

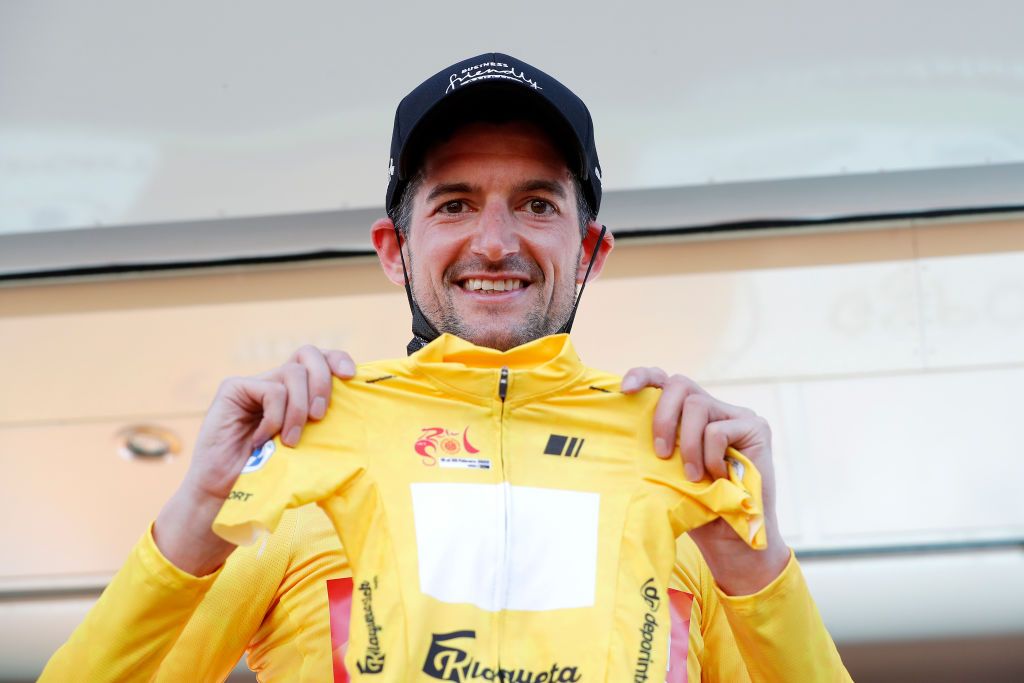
[370,217,408,287]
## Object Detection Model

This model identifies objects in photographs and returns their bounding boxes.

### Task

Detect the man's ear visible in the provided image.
[371,217,408,287]
[576,220,614,283]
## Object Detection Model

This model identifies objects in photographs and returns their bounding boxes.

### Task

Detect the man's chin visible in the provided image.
[449,318,553,352]
[426,298,571,351]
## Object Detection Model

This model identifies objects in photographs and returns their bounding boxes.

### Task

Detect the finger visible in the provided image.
[621,366,668,393]
[248,380,287,448]
[652,374,706,458]
[679,393,710,480]
[277,363,309,447]
[703,419,750,481]
[292,345,334,420]
[325,350,357,378]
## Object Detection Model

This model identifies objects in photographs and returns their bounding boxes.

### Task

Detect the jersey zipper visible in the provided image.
[496,366,511,671]
[498,366,509,401]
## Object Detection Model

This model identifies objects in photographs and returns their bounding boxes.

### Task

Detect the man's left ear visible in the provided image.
[576,221,614,283]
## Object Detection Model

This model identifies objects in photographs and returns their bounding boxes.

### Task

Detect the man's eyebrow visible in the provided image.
[424,179,568,202]
[425,182,477,202]
[512,179,567,199]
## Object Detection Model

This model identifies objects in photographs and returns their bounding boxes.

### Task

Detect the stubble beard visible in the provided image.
[410,252,580,351]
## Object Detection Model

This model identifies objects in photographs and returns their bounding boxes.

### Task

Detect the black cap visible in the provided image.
[385,52,602,217]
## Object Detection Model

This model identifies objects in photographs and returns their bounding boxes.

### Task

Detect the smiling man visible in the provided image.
[376,77,610,356]
[43,54,850,681]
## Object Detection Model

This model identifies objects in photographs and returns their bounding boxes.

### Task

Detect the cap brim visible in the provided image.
[397,81,586,182]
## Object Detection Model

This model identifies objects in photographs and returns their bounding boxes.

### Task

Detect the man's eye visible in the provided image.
[440,200,465,214]
[527,199,555,215]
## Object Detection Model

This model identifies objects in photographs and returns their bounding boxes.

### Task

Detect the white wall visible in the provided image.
[2,0,1023,235]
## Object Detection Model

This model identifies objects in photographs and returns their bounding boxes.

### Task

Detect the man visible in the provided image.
[43,54,849,681]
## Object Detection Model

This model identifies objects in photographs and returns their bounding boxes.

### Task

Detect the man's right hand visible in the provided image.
[153,346,356,576]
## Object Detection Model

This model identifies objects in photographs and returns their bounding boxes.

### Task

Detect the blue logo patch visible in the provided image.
[242,440,275,473]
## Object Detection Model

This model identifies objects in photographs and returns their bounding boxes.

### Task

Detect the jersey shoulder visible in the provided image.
[332,356,434,398]
[567,363,663,420]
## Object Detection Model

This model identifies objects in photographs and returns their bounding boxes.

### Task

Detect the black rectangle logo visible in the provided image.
[544,434,583,457]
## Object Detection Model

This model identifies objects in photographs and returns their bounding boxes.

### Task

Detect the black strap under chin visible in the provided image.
[394,224,442,355]
[555,224,607,335]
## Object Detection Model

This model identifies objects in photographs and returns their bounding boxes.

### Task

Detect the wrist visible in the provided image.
[698,528,791,596]
[153,484,235,577]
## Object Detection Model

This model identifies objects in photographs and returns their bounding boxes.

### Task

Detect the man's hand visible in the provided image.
[622,367,791,596]
[153,346,356,576]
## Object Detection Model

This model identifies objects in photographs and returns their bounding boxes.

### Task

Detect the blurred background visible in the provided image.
[2,1,1023,680]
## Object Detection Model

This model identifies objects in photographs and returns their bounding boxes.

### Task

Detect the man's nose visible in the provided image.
[470,202,519,261]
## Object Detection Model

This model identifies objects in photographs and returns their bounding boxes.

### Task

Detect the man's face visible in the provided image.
[403,121,585,351]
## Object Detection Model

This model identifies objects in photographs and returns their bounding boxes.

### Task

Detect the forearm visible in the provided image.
[154,483,236,576]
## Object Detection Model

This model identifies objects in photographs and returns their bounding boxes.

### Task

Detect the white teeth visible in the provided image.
[462,278,524,292]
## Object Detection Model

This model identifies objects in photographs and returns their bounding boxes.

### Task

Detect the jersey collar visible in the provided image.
[409,333,586,403]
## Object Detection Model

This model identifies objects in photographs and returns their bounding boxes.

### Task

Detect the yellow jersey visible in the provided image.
[213,333,764,680]
[42,334,850,682]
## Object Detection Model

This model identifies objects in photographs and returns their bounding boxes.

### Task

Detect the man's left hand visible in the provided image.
[622,367,792,596]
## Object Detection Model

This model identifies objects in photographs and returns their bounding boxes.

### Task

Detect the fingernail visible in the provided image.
[310,397,327,419]
[684,463,700,481]
[654,437,669,457]
[338,358,356,376]
[285,426,301,446]
[621,377,639,392]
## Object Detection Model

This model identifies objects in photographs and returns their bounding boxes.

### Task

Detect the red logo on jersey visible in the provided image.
[414,427,479,466]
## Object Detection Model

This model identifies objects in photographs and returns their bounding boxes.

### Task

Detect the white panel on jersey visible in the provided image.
[409,483,600,612]
[503,485,601,611]
[410,482,503,611]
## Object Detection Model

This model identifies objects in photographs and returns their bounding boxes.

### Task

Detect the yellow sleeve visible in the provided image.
[700,550,852,682]
[165,505,351,681]
[214,377,367,546]
[42,506,351,682]
[39,525,224,682]
[154,507,306,681]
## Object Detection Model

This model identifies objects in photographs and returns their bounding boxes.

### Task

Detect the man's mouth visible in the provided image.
[458,278,528,293]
